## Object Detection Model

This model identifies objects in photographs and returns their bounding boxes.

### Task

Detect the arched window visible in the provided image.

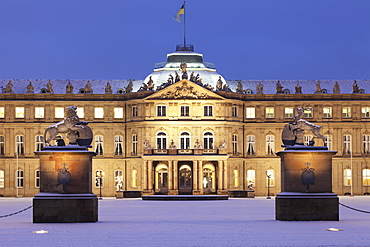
[266,169,275,187]
[114,170,123,191]
[156,132,167,149]
[266,135,275,155]
[180,132,191,149]
[247,169,255,189]
[131,169,138,188]
[363,168,370,186]
[155,164,168,191]
[202,164,215,191]
[203,132,214,149]
[344,168,352,186]
[233,169,239,187]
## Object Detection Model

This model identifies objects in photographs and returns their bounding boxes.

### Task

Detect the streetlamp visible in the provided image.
[266,171,271,199]
[97,171,105,200]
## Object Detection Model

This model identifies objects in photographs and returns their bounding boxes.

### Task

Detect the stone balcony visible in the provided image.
[144,148,227,155]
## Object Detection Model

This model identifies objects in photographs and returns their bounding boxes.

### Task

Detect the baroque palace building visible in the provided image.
[1,44,370,197]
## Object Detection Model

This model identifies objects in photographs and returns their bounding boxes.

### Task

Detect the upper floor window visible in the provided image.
[343,168,352,186]
[342,107,351,118]
[363,168,370,186]
[156,132,167,149]
[35,107,44,119]
[284,107,294,119]
[76,107,84,118]
[94,107,104,118]
[55,107,64,118]
[132,134,138,155]
[114,107,124,119]
[246,107,255,119]
[0,170,4,188]
[323,107,332,118]
[266,135,275,155]
[304,109,313,118]
[232,134,238,155]
[35,135,44,152]
[265,107,274,119]
[16,170,24,188]
[343,135,352,155]
[363,135,370,155]
[362,107,370,118]
[16,135,24,156]
[15,107,24,118]
[203,132,214,149]
[324,135,332,151]
[0,136,4,156]
[0,107,4,118]
[204,105,213,117]
[232,106,238,118]
[35,170,40,188]
[114,135,123,156]
[246,135,256,156]
[157,105,166,117]
[95,135,104,155]
[180,105,190,117]
[304,135,313,146]
[132,106,138,117]
[180,132,191,149]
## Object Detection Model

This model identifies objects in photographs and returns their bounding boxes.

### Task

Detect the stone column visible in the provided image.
[148,161,153,191]
[218,161,223,190]
[198,160,203,192]
[168,160,173,190]
[173,161,178,192]
[223,160,228,190]
[193,161,198,191]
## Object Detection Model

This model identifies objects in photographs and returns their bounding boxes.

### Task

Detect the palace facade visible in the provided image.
[1,44,370,197]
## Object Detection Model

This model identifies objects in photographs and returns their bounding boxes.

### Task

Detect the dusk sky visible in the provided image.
[1,0,369,81]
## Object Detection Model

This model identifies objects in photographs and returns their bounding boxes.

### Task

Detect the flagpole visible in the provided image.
[183,0,186,47]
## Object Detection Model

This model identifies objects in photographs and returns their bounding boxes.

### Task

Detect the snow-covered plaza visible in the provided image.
[1,196,370,246]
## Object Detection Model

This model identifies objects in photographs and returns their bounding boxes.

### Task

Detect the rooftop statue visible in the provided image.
[315,81,321,94]
[353,80,360,93]
[256,82,264,94]
[2,80,14,93]
[66,81,74,94]
[44,106,93,147]
[180,62,188,80]
[105,82,112,94]
[333,81,340,94]
[276,81,283,94]
[282,107,324,146]
[295,82,302,94]
[27,81,34,93]
[236,81,243,93]
[125,79,133,93]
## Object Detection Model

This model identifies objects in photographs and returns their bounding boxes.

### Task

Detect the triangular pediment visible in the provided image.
[145,80,225,100]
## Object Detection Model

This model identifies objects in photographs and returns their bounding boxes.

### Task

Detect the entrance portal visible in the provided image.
[179,164,192,195]
[155,164,168,194]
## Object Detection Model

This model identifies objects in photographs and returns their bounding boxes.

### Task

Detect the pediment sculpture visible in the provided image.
[160,81,208,99]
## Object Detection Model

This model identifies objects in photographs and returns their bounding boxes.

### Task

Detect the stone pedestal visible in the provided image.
[275,145,338,221]
[33,145,97,223]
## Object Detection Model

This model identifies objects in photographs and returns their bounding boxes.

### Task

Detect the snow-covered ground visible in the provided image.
[0,196,370,247]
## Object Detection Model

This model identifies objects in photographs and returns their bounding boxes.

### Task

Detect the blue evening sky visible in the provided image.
[0,0,369,80]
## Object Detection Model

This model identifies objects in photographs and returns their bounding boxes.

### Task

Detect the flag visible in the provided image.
[175,4,184,22]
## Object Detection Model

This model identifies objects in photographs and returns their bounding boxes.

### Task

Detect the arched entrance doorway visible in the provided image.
[203,163,216,193]
[155,164,168,194]
[179,164,192,195]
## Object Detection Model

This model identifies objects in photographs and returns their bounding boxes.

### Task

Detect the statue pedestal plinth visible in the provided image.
[33,145,97,223]
[275,146,338,221]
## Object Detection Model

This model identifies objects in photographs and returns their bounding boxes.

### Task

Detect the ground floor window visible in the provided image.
[155,164,168,191]
[16,170,24,188]
[0,170,4,188]
[247,169,255,189]
[343,168,352,186]
[233,169,239,187]
[266,169,275,187]
[203,164,215,191]
[95,170,104,188]
[35,170,40,188]
[131,169,138,188]
[114,170,123,191]
[363,168,370,186]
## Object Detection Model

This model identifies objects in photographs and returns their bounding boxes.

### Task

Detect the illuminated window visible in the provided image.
[203,132,214,149]
[180,105,190,117]
[155,164,168,190]
[95,170,104,188]
[266,169,275,187]
[94,107,104,118]
[132,106,138,117]
[95,135,104,155]
[343,135,352,155]
[15,107,24,118]
[265,107,274,118]
[232,134,238,155]
[203,164,215,190]
[35,107,44,119]
[76,107,84,118]
[55,107,64,118]
[35,170,40,188]
[156,132,167,149]
[246,107,255,119]
[114,170,124,190]
[304,135,313,146]
[362,107,370,118]
[132,134,138,155]
[204,105,213,116]
[131,169,138,188]
[114,107,123,119]
[0,170,4,188]
[232,106,238,117]
[285,107,294,118]
[247,169,256,189]
[323,107,332,118]
[343,168,352,186]
[233,169,239,187]
[266,135,275,155]
[342,107,351,118]
[246,135,256,156]
[0,107,4,118]
[16,135,24,156]
[157,105,166,117]
[35,135,44,152]
[180,132,191,149]
[363,135,370,155]
[0,136,4,156]
[324,135,332,150]
[304,109,313,118]
[363,168,370,186]
[16,170,24,188]
[114,135,123,156]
